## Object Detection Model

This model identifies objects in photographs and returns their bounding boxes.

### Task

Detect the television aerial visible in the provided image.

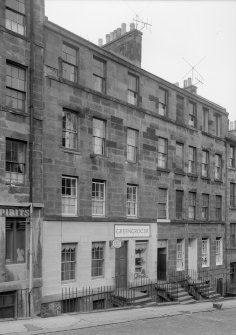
[181,57,206,87]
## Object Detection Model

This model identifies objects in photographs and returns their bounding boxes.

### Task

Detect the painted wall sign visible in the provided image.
[0,208,30,217]
[114,225,150,238]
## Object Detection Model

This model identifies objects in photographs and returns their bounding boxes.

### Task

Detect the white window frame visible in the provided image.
[158,88,167,116]
[92,180,105,216]
[202,238,210,268]
[6,138,26,185]
[62,43,77,82]
[127,185,137,217]
[189,102,196,127]
[6,62,26,111]
[62,176,77,216]
[127,73,138,106]
[176,239,185,271]
[91,242,105,278]
[92,118,105,155]
[61,243,76,282]
[201,194,209,220]
[216,238,223,266]
[127,128,138,163]
[93,56,106,93]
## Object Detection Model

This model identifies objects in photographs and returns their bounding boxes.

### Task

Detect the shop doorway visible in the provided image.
[157,248,167,280]
[115,241,127,288]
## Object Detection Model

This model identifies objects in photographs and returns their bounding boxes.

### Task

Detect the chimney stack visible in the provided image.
[106,34,110,43]
[121,23,126,35]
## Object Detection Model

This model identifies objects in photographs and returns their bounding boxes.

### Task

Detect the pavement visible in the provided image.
[1,298,236,335]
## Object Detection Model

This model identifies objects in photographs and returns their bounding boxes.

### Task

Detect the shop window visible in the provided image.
[62,110,78,149]
[201,193,209,220]
[135,241,147,276]
[157,137,168,169]
[158,88,167,116]
[176,239,185,271]
[6,138,26,185]
[5,219,26,264]
[92,180,105,216]
[188,146,196,174]
[127,185,137,217]
[158,188,168,219]
[61,243,76,281]
[5,0,25,35]
[62,43,77,82]
[201,150,209,177]
[202,238,210,267]
[93,57,106,93]
[91,242,105,277]
[6,62,26,111]
[92,118,105,155]
[127,128,138,163]
[127,73,138,106]
[216,237,223,266]
[61,176,77,216]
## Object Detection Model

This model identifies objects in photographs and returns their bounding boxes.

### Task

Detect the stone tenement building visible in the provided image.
[0,0,44,317]
[0,0,234,318]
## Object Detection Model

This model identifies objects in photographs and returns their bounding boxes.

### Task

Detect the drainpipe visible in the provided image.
[225,139,229,289]
[28,0,34,317]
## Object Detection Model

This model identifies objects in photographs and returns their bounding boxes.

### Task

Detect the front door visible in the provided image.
[115,241,127,288]
[188,238,198,277]
[157,248,167,280]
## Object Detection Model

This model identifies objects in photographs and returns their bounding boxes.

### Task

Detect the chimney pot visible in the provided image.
[110,31,114,41]
[106,34,110,43]
[121,23,126,34]
[98,38,103,46]
[184,79,188,88]
[113,29,117,39]
[188,77,192,86]
[130,22,135,31]
[117,28,121,37]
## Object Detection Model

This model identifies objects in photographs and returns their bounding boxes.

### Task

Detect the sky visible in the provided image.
[45,0,236,122]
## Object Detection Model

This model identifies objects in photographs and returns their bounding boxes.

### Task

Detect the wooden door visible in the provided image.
[115,241,127,288]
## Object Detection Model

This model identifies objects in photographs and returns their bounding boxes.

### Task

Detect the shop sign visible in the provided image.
[0,208,30,217]
[112,239,122,248]
[114,225,150,238]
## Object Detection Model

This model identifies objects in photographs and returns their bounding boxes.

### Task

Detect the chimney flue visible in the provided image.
[130,22,135,31]
[98,38,103,46]
[121,23,126,34]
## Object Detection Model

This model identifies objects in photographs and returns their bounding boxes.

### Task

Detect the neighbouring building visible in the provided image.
[0,0,234,318]
[0,0,44,318]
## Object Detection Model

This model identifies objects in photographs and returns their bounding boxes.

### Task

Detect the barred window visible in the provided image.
[127,185,137,217]
[92,242,105,277]
[6,138,26,185]
[6,218,26,264]
[202,238,210,267]
[127,128,138,163]
[158,138,168,169]
[5,0,25,35]
[62,43,77,82]
[62,110,78,149]
[62,176,77,216]
[92,180,105,216]
[61,244,76,281]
